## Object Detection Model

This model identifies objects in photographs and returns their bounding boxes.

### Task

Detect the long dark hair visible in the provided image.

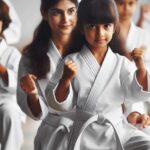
[75,0,130,58]
[0,0,11,34]
[23,0,78,79]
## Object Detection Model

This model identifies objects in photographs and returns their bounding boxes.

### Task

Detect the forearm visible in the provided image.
[136,68,148,91]
[27,94,42,117]
[55,79,70,103]
[0,65,8,85]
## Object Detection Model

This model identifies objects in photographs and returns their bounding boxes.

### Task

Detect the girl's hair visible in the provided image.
[78,0,119,30]
[0,0,11,34]
[76,0,129,58]
[23,0,78,79]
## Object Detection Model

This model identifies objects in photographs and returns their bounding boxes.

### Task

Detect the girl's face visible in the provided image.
[83,23,114,50]
[116,0,137,21]
[45,0,77,37]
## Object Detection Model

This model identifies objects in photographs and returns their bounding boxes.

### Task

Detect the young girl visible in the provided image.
[17,0,79,149]
[0,1,25,150]
[46,0,150,149]
[115,0,150,132]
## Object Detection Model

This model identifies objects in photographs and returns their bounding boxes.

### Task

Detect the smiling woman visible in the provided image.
[17,0,79,150]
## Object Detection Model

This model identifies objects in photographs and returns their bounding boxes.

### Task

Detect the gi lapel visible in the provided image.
[83,48,117,112]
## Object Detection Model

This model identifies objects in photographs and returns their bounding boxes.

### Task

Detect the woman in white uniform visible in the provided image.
[17,0,79,149]
[46,0,150,149]
[0,1,25,150]
[115,0,150,132]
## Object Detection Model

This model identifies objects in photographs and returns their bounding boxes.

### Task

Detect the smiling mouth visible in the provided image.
[59,25,71,29]
[95,39,105,43]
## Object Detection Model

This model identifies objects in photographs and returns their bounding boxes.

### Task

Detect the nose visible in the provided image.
[62,12,70,23]
[123,4,129,11]
[96,26,105,38]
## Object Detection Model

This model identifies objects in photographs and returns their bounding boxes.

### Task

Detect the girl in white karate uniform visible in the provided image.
[17,0,79,149]
[0,1,25,150]
[46,0,150,149]
[115,0,150,133]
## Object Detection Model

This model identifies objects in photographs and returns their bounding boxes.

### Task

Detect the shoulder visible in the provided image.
[3,42,21,59]
[64,52,80,62]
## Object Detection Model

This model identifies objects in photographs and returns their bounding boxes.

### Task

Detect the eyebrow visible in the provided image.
[50,7,76,12]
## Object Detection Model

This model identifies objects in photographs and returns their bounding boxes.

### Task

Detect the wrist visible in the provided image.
[60,78,71,87]
[28,92,39,101]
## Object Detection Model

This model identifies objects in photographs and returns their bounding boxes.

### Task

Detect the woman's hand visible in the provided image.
[20,74,38,99]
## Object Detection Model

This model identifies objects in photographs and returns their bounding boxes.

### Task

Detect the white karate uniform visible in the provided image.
[17,40,72,150]
[124,22,150,134]
[3,0,21,44]
[0,39,25,150]
[46,45,150,150]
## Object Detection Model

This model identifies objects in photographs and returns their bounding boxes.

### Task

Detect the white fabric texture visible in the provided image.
[45,45,150,150]
[0,39,25,150]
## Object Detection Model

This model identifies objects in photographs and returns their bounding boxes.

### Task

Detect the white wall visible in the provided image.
[10,0,41,51]
[10,0,150,51]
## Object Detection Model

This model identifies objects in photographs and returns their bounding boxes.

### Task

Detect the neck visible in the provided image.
[51,34,72,55]
[120,18,131,28]
[89,45,108,65]
[119,19,131,41]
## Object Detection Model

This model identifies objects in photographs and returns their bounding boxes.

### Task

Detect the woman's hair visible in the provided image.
[0,0,11,34]
[76,0,129,58]
[23,0,78,79]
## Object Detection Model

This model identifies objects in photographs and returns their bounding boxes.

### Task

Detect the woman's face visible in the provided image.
[116,0,137,21]
[45,0,77,37]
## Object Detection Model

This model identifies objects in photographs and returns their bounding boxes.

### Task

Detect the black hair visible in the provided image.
[76,0,129,58]
[0,0,11,34]
[23,0,78,79]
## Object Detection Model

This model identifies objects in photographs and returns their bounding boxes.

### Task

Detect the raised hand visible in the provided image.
[55,60,77,103]
[61,60,77,83]
[131,48,145,70]
[131,48,147,91]
[20,74,38,97]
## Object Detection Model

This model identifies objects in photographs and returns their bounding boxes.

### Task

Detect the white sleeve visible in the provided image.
[3,0,21,44]
[121,58,150,103]
[17,56,49,120]
[0,47,21,93]
[45,60,74,111]
[46,81,74,111]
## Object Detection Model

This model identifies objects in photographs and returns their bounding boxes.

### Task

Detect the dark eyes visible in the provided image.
[49,7,76,16]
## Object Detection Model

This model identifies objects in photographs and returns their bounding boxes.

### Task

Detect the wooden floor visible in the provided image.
[21,117,41,150]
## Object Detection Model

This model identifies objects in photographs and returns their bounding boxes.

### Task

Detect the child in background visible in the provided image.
[46,0,150,149]
[115,0,150,133]
[0,1,25,150]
